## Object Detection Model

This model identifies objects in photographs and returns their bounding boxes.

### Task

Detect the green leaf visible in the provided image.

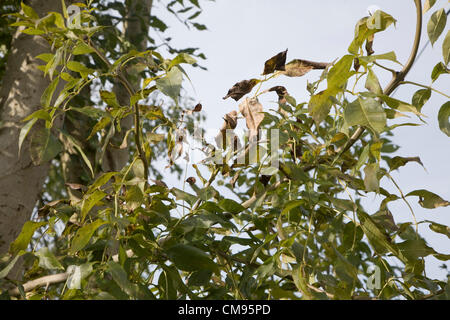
[21,2,39,19]
[0,251,26,279]
[88,172,117,193]
[72,42,95,55]
[68,106,106,119]
[308,89,335,125]
[380,95,424,117]
[406,189,450,209]
[427,9,447,46]
[358,51,401,65]
[443,30,450,65]
[22,28,45,35]
[412,89,431,112]
[188,270,212,287]
[125,185,144,211]
[35,53,54,63]
[35,247,64,270]
[81,190,106,221]
[348,12,396,54]
[22,110,52,123]
[397,239,434,262]
[66,263,93,289]
[41,77,60,109]
[218,199,245,214]
[168,53,197,70]
[423,0,437,13]
[167,244,218,272]
[431,62,448,82]
[146,132,165,143]
[70,219,106,254]
[107,261,141,298]
[99,90,120,109]
[30,127,62,165]
[357,211,398,256]
[291,265,314,299]
[344,97,386,134]
[438,101,450,137]
[10,221,47,255]
[67,61,95,78]
[281,200,303,215]
[327,55,354,89]
[387,156,424,172]
[156,67,183,104]
[428,221,450,239]
[60,131,94,178]
[87,116,111,140]
[170,188,197,207]
[18,118,38,156]
[363,163,379,192]
[365,67,382,94]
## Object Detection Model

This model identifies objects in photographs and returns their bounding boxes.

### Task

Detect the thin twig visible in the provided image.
[86,38,149,182]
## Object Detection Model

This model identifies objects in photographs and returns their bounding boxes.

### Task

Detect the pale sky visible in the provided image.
[152,0,450,280]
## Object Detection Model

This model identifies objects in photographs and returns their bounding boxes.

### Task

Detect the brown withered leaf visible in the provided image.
[186,177,196,185]
[216,110,239,149]
[223,79,260,101]
[193,103,202,112]
[280,59,329,77]
[38,199,68,217]
[239,97,264,141]
[366,35,375,56]
[259,175,271,187]
[269,86,288,104]
[353,58,361,72]
[223,110,238,130]
[185,103,202,115]
[263,49,288,75]
[65,183,86,191]
[151,179,168,188]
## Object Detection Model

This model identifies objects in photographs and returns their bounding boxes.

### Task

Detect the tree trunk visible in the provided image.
[0,0,62,272]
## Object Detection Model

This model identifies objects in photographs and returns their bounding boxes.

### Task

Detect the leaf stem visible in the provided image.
[400,80,450,99]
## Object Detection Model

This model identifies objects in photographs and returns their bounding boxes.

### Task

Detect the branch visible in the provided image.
[7,250,133,297]
[8,273,69,297]
[335,0,422,156]
[86,39,149,182]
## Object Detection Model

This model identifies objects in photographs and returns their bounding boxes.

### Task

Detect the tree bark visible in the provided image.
[0,0,64,260]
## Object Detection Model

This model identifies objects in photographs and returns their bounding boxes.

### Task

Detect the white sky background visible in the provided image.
[152,0,450,280]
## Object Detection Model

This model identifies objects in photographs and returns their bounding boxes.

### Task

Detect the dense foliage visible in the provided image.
[0,0,449,300]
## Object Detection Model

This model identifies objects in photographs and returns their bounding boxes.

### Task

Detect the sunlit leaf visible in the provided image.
[70,219,106,254]
[427,8,447,46]
[363,163,379,192]
[156,67,183,104]
[18,118,38,156]
[438,101,450,137]
[412,89,431,112]
[10,221,47,255]
[406,189,450,209]
[35,247,64,270]
[344,97,386,134]
[80,190,106,221]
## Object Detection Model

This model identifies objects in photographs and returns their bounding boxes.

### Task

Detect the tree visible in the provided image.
[0,0,449,300]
